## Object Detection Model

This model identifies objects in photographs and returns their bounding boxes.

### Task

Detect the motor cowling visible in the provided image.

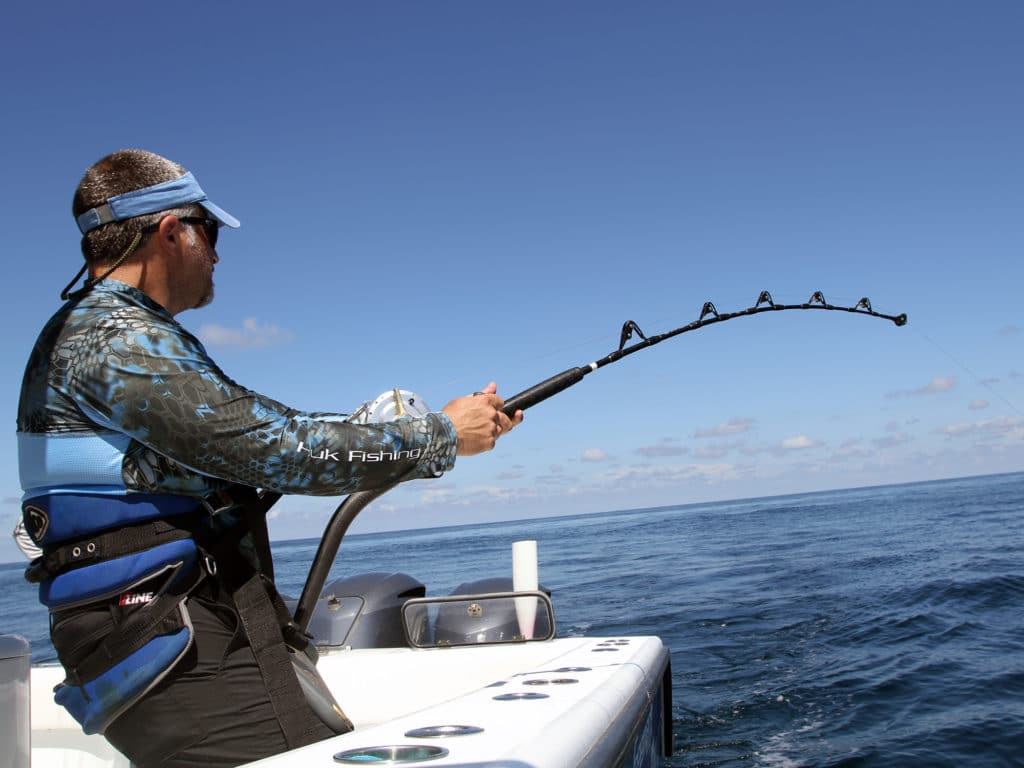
[284,572,425,649]
[433,578,551,646]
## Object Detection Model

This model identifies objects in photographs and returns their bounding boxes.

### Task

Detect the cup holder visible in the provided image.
[334,745,449,763]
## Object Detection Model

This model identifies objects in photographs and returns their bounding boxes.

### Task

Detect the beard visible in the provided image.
[185,231,216,309]
[195,279,215,309]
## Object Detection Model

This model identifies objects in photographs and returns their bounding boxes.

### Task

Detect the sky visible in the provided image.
[1,2,1022,562]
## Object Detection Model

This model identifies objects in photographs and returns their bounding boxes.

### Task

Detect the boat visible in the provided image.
[2,488,673,768]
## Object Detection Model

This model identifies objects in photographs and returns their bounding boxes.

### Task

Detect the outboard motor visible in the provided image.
[0,634,31,768]
[285,572,425,649]
[434,577,551,646]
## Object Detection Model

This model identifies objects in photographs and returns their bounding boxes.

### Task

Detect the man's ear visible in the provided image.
[154,215,183,253]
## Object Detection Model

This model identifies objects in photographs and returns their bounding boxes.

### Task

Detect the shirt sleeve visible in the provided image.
[66,310,458,496]
[12,519,43,561]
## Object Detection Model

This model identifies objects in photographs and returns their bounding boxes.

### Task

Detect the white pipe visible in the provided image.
[512,540,538,640]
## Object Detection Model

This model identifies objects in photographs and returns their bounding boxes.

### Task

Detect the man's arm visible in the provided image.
[68,318,465,495]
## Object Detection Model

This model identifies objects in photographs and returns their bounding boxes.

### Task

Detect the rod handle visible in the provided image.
[501,366,590,416]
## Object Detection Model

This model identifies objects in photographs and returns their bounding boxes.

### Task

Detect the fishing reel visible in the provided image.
[347,388,432,424]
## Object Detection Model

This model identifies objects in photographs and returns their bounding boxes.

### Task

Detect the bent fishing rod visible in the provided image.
[293,289,907,632]
[499,290,906,417]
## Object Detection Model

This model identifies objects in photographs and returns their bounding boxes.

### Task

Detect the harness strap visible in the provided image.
[27,515,200,584]
[240,490,280,582]
[217,542,326,749]
[215,497,353,737]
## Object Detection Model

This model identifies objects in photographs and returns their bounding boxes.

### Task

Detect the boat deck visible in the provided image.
[30,636,670,768]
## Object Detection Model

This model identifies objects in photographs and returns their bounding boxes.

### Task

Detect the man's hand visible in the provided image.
[442,382,524,456]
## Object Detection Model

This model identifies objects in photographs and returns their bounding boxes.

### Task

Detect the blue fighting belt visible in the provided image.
[56,617,193,734]
[23,492,201,549]
[40,537,199,608]
[26,493,209,733]
[49,538,204,734]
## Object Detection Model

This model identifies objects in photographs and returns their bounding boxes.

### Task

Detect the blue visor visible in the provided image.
[76,172,240,234]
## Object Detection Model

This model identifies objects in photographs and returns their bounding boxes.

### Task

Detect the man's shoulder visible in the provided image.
[59,284,176,332]
[39,286,201,366]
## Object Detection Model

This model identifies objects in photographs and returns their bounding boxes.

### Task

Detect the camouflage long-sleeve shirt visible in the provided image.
[18,279,457,505]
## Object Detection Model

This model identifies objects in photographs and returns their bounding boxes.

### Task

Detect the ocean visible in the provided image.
[2,472,1022,767]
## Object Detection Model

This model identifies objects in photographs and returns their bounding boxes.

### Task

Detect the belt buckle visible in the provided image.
[201,490,236,516]
[202,553,218,577]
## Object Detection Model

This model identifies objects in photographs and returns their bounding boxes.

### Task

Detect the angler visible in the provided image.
[16,149,521,767]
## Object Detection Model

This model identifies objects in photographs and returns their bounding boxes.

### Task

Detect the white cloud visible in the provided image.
[832,437,871,459]
[888,376,956,398]
[536,474,566,485]
[419,487,456,504]
[415,483,540,508]
[739,443,771,456]
[694,417,754,438]
[780,435,817,450]
[873,432,912,449]
[693,441,743,459]
[926,376,957,393]
[198,317,294,349]
[940,416,1024,439]
[968,400,989,411]
[635,440,689,458]
[832,442,871,460]
[582,448,609,462]
[605,462,745,487]
[461,485,528,500]
[941,422,974,436]
[981,416,1024,436]
[694,445,728,459]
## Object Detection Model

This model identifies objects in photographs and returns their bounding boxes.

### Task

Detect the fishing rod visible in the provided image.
[293,289,906,633]
[500,290,907,417]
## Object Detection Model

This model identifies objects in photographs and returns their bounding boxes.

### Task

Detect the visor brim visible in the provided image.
[199,199,240,229]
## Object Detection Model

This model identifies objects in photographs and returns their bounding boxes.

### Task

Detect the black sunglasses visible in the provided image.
[141,216,219,248]
[179,216,219,248]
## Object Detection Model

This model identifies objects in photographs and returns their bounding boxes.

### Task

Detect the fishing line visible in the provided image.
[915,329,1022,417]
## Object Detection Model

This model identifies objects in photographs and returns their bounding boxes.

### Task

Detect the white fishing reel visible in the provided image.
[347,388,432,424]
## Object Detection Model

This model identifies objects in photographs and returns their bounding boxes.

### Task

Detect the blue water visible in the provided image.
[2,472,1022,767]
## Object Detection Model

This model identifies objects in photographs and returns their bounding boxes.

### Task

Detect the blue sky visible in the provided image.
[2,3,1022,562]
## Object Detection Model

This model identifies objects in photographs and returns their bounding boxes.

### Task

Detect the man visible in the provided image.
[17,149,522,766]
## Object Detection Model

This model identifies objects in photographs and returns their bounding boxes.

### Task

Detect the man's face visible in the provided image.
[178,220,219,310]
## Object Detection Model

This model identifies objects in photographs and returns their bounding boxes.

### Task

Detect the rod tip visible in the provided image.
[894,313,908,327]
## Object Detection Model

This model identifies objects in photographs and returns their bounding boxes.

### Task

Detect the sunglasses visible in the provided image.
[141,216,219,248]
[177,216,219,248]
